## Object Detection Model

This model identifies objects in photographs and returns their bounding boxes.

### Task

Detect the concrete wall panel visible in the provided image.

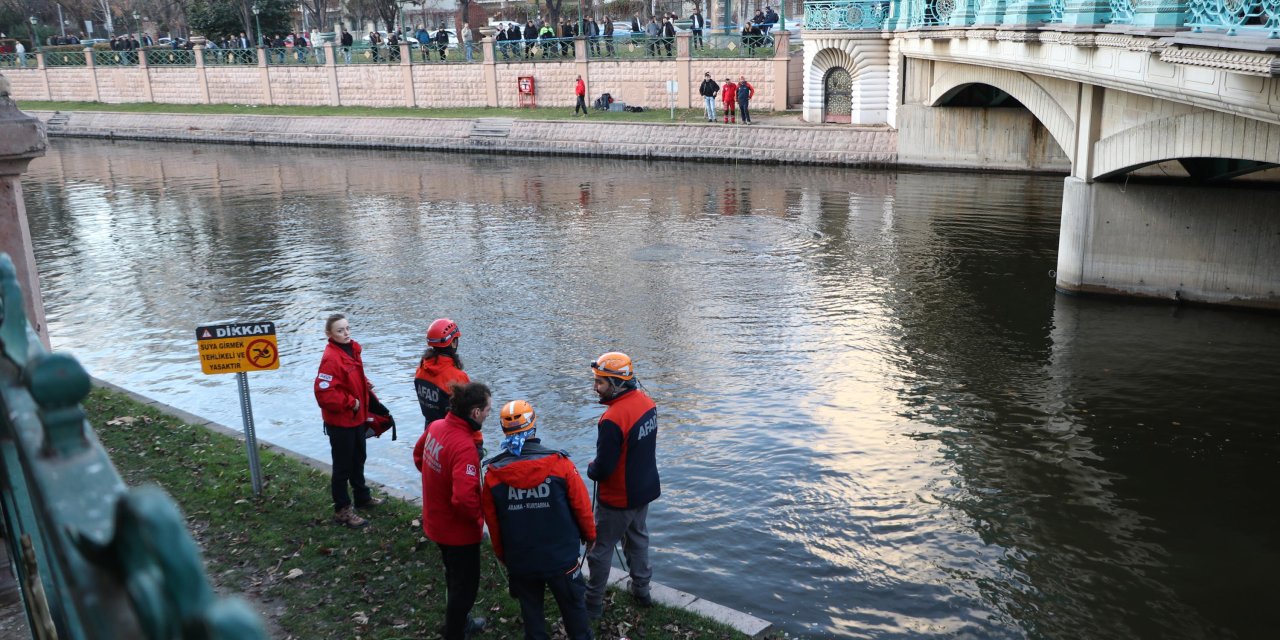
[1057,177,1280,309]
[897,104,1071,172]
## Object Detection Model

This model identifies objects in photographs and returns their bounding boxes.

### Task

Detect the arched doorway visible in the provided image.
[823,67,852,124]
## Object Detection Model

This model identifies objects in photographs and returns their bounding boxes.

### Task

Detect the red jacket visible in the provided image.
[722,82,737,105]
[575,78,586,96]
[414,356,470,426]
[314,339,370,428]
[482,441,596,576]
[414,412,483,545]
[587,388,660,509]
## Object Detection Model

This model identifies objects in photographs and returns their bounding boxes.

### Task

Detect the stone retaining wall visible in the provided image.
[29,111,898,167]
[4,33,793,112]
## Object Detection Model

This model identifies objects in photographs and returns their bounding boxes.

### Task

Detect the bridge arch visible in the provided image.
[803,38,891,124]
[1092,110,1280,181]
[928,65,1077,160]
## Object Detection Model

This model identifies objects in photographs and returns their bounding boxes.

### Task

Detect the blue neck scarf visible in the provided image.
[502,429,535,456]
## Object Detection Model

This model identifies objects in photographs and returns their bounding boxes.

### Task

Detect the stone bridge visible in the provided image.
[803,0,1280,309]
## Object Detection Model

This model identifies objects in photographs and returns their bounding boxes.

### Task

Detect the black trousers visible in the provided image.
[509,566,593,640]
[327,425,370,510]
[575,95,588,114]
[739,98,751,123]
[438,543,481,640]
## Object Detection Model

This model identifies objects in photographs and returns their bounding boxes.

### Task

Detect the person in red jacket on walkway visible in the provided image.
[574,74,589,116]
[583,352,660,619]
[721,77,737,123]
[414,381,492,639]
[482,400,597,640]
[314,313,384,528]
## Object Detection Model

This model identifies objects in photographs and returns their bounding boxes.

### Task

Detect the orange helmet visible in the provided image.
[426,318,460,348]
[591,352,634,380]
[500,400,536,435]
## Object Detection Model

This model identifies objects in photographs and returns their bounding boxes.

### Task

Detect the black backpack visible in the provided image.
[593,93,613,110]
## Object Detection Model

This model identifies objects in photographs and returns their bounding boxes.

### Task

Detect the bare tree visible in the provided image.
[298,0,331,31]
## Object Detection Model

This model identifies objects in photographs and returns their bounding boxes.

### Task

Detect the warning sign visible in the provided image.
[196,322,280,375]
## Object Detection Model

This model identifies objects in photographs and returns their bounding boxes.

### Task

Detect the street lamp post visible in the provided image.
[132,11,140,37]
[28,16,38,50]
[252,4,263,47]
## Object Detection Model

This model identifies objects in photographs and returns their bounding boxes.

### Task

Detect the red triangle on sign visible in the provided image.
[201,329,213,338]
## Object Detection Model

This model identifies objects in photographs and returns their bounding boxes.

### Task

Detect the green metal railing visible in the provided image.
[43,49,89,67]
[692,33,776,58]
[803,0,892,29]
[202,48,258,65]
[1189,0,1280,37]
[93,50,139,66]
[0,252,267,640]
[145,48,196,66]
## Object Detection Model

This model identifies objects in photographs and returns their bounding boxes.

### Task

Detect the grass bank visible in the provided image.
[17,100,711,123]
[85,387,756,640]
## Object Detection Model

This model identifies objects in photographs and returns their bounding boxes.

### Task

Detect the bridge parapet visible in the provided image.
[803,0,894,29]
[806,0,1279,37]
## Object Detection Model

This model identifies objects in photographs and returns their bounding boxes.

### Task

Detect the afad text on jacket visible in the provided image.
[587,388,660,509]
[414,355,470,426]
[482,441,596,577]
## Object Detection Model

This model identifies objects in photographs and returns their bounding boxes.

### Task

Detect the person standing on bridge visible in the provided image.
[314,313,384,528]
[584,352,660,619]
[482,399,596,640]
[414,382,493,640]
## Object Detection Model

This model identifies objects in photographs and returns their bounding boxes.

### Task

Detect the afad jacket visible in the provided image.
[575,78,586,96]
[736,81,755,102]
[482,441,596,577]
[587,388,660,509]
[413,413,483,545]
[315,339,371,429]
[414,356,470,426]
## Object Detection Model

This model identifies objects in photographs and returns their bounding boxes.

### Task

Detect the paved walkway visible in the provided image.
[29,110,897,168]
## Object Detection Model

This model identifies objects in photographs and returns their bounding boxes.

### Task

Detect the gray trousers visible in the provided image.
[585,503,651,605]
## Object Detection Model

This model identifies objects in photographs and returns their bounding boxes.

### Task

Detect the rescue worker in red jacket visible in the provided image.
[482,400,596,640]
[721,77,738,123]
[413,381,491,640]
[415,318,469,427]
[314,313,383,528]
[583,352,660,619]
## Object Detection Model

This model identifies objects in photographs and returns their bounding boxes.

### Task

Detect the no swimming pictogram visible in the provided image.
[245,339,278,369]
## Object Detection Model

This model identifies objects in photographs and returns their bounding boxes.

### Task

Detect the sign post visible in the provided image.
[196,321,280,496]
[666,80,678,120]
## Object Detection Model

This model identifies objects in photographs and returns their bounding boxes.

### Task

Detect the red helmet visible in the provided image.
[426,318,460,348]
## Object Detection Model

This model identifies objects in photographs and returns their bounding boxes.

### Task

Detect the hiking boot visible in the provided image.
[333,506,368,528]
[355,496,384,508]
[630,588,653,608]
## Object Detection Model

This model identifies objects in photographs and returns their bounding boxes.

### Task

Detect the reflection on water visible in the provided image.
[22,140,1280,639]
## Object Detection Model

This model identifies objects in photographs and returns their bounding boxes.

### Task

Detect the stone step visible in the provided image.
[469,118,514,138]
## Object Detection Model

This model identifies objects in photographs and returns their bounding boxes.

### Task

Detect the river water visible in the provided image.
[20,139,1280,639]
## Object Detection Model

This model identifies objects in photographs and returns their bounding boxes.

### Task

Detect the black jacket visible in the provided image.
[700,78,720,97]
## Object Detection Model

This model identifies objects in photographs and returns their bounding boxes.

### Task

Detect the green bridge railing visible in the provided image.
[0,252,266,639]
